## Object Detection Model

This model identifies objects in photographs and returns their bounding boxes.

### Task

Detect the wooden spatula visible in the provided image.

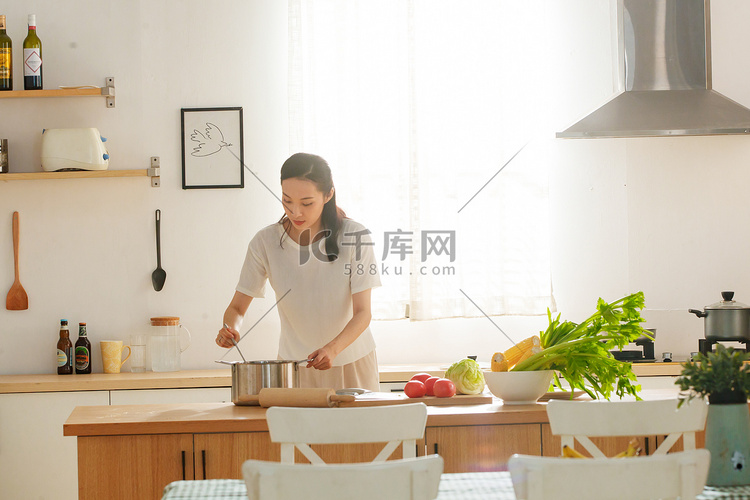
[6,211,28,310]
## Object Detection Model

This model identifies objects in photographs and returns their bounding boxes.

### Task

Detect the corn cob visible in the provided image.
[516,345,542,366]
[561,445,588,459]
[502,335,541,367]
[613,438,640,458]
[491,352,509,372]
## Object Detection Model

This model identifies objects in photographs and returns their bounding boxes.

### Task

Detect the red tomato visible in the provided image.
[433,378,456,398]
[424,376,440,396]
[410,372,432,383]
[404,380,427,398]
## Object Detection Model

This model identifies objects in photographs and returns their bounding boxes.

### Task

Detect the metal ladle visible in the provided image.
[224,323,247,362]
[151,209,167,291]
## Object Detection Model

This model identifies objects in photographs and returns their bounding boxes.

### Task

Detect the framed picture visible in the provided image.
[181,107,244,189]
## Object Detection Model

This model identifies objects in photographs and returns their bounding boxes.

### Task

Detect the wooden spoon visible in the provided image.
[6,211,28,310]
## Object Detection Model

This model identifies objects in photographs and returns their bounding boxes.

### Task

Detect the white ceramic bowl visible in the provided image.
[483,370,554,405]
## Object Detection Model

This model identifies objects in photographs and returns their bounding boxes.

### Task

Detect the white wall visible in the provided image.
[1,0,749,375]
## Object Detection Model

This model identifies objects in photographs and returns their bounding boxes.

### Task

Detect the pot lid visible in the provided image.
[705,291,750,310]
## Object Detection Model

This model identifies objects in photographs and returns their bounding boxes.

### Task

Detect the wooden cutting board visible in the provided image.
[338,391,493,407]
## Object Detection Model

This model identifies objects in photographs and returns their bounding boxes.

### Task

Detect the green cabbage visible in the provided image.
[444,358,486,395]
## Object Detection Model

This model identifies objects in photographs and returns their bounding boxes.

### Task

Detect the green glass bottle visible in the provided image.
[23,14,42,90]
[0,15,12,91]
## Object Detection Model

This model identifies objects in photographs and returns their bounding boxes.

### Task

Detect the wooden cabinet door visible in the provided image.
[77,434,193,500]
[425,424,542,473]
[0,391,109,500]
[194,432,421,479]
[541,423,657,457]
[195,432,280,479]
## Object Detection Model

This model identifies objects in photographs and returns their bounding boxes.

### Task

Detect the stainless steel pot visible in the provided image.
[216,359,309,406]
[689,291,750,341]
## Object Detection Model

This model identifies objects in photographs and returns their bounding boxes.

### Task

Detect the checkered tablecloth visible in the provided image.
[700,485,750,499]
[162,480,247,499]
[161,472,750,500]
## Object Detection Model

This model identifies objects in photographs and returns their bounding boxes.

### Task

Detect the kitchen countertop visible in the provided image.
[63,388,683,437]
[0,363,684,394]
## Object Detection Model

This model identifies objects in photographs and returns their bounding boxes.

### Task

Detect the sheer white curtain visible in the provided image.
[289,0,555,320]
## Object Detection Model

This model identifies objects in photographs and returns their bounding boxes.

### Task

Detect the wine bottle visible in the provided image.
[0,15,12,91]
[23,14,42,90]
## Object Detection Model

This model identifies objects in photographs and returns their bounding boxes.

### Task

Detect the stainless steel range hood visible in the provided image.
[557,0,750,138]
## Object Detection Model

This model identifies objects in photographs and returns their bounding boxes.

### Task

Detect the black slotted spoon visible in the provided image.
[152,209,167,291]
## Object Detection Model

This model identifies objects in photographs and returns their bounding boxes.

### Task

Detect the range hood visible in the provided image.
[557,0,750,138]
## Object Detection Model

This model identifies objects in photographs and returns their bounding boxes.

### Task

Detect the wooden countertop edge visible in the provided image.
[62,401,552,437]
[65,419,272,436]
[0,369,232,393]
[2,363,685,394]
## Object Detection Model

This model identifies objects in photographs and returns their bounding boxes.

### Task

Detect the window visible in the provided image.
[289,0,554,320]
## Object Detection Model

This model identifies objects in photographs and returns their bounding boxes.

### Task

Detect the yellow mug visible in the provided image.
[100,340,131,374]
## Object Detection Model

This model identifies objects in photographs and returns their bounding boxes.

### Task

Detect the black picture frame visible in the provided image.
[181,107,244,189]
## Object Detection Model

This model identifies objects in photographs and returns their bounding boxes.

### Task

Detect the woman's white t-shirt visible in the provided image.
[236,219,381,366]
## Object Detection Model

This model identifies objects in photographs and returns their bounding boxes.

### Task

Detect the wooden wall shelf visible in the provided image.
[0,88,101,98]
[0,77,116,107]
[0,169,148,181]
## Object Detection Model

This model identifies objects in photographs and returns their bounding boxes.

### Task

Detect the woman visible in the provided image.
[216,153,381,391]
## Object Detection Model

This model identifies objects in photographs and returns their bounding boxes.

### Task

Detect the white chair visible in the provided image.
[242,454,444,500]
[265,402,428,464]
[507,398,711,500]
[546,398,708,457]
[508,449,710,500]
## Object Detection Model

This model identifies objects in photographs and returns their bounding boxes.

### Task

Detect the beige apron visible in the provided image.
[297,350,380,392]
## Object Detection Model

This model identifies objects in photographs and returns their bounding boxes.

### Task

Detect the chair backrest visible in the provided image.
[265,402,428,463]
[508,449,710,500]
[546,398,708,457]
[242,455,444,500]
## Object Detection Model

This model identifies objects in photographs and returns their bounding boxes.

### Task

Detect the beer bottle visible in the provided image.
[75,322,92,374]
[56,320,73,375]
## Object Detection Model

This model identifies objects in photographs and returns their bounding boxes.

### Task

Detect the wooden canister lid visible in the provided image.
[150,316,180,326]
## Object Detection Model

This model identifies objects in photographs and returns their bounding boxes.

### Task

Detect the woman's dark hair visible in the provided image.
[278,153,346,261]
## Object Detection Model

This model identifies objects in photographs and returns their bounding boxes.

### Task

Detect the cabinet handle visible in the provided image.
[181,451,186,480]
[645,437,650,455]
[202,450,207,479]
[434,443,438,455]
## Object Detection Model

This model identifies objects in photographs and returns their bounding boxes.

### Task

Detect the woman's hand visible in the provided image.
[307,346,338,370]
[217,324,240,348]
[218,292,253,348]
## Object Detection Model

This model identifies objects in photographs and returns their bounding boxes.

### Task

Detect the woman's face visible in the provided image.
[281,177,333,234]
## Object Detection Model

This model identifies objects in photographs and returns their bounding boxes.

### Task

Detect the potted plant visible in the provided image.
[676,345,750,486]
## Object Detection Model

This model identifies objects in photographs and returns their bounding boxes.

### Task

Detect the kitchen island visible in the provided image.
[0,365,682,500]
[64,388,685,500]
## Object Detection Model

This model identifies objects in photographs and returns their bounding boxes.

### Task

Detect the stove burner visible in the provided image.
[699,338,750,355]
[610,350,657,363]
[611,337,655,362]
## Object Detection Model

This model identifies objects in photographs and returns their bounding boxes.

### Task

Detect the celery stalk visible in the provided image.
[512,291,650,400]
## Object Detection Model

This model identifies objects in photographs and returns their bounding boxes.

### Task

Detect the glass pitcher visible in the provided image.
[150,316,191,372]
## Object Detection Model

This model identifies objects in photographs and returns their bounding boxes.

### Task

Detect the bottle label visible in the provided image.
[75,346,90,370]
[57,349,68,367]
[0,49,10,79]
[23,48,41,76]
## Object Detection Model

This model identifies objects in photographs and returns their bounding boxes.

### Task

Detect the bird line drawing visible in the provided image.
[190,122,231,157]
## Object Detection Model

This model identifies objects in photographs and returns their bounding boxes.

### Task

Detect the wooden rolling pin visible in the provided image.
[237,388,356,407]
